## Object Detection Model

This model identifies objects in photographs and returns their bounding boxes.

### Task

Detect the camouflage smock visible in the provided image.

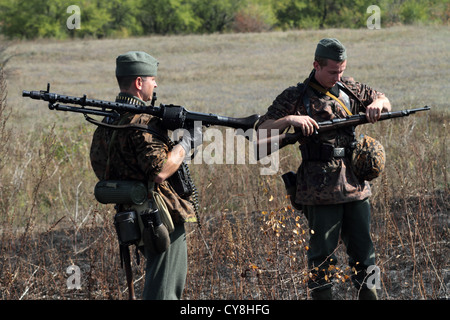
[90,94,195,224]
[257,75,382,206]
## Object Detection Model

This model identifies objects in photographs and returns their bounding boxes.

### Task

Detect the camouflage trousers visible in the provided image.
[302,198,376,291]
[142,223,187,300]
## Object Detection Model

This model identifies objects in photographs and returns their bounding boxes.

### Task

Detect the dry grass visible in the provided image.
[0,26,449,300]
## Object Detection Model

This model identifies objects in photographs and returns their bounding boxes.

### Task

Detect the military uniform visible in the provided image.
[90,96,195,225]
[90,52,195,300]
[259,75,378,206]
[257,39,382,299]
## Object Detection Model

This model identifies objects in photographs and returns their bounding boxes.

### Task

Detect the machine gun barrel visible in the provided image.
[22,84,260,131]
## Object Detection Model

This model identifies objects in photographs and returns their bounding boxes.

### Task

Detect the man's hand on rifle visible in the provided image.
[257,115,319,139]
[365,93,391,123]
[286,115,319,136]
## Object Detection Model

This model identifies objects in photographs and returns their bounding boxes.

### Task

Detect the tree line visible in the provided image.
[0,0,448,39]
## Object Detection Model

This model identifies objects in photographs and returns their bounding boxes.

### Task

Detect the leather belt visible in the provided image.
[300,143,346,161]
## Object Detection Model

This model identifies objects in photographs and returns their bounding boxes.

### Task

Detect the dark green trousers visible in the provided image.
[143,223,187,300]
[303,198,375,291]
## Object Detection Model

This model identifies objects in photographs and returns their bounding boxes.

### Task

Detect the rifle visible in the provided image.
[256,106,431,158]
[22,83,260,131]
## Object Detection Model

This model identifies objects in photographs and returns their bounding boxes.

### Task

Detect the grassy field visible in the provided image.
[0,26,449,300]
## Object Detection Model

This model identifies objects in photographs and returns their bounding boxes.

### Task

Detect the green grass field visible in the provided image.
[1,26,448,300]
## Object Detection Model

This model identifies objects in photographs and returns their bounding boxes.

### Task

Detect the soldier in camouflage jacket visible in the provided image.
[256,39,391,300]
[90,51,196,300]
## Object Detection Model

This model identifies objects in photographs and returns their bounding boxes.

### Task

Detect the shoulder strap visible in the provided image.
[104,116,129,180]
[309,82,353,116]
[294,69,315,116]
[303,88,311,116]
[337,81,366,115]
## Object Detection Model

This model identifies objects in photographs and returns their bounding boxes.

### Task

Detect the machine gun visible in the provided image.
[23,83,260,300]
[22,83,260,131]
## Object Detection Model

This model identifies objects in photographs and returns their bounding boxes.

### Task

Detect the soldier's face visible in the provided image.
[314,59,347,89]
[140,76,158,102]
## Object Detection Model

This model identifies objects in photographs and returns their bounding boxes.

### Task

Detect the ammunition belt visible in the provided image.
[165,140,201,229]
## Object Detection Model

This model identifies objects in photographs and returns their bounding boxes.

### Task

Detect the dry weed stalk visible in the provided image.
[1,28,448,299]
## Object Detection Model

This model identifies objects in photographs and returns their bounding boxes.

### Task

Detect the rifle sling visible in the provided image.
[85,114,170,146]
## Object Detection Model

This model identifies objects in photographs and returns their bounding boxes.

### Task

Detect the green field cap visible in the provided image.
[315,38,347,61]
[116,51,159,77]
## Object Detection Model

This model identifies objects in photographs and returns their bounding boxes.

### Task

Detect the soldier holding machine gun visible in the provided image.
[23,51,259,300]
[90,51,198,300]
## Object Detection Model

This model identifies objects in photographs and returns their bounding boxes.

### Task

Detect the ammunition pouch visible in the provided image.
[114,210,141,246]
[114,207,170,256]
[95,180,173,255]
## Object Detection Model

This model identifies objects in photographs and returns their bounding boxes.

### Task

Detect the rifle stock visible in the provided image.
[256,106,430,159]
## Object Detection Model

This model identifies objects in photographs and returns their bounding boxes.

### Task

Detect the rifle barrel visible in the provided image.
[318,106,431,131]
[379,106,430,119]
[257,106,431,159]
